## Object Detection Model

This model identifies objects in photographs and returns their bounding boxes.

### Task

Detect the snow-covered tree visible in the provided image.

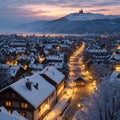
[74,79,120,120]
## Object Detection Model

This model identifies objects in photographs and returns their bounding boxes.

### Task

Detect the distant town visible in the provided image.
[0,33,120,120]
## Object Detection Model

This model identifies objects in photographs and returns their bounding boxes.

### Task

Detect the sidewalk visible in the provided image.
[43,88,73,120]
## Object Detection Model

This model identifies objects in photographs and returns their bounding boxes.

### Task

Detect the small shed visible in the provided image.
[74,77,86,86]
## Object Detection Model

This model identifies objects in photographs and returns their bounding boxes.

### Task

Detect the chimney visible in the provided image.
[34,83,39,90]
[26,79,32,91]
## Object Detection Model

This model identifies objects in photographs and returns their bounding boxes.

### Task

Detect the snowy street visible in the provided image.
[44,42,96,120]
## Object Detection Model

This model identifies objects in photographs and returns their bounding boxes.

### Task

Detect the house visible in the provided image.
[0,73,56,120]
[0,106,27,120]
[45,54,65,70]
[74,77,86,87]
[0,64,24,82]
[40,66,65,100]
[86,49,110,63]
[0,66,65,120]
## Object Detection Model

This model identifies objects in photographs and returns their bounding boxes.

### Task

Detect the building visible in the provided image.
[0,66,65,120]
[40,66,65,100]
[74,77,86,87]
[0,106,27,120]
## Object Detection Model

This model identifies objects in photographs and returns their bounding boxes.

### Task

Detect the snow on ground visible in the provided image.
[43,91,72,120]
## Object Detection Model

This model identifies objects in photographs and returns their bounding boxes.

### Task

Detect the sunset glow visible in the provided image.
[19,4,81,18]
[19,4,120,19]
[0,0,120,30]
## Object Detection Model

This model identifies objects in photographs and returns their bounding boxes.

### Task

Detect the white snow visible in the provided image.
[41,66,65,84]
[87,49,107,53]
[65,13,120,21]
[113,54,120,60]
[46,55,64,61]
[29,64,43,70]
[51,62,64,69]
[0,107,27,120]
[12,111,28,120]
[109,71,120,82]
[9,66,21,77]
[10,73,55,109]
[0,64,20,77]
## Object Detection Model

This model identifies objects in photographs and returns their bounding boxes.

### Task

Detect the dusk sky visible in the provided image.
[0,0,120,31]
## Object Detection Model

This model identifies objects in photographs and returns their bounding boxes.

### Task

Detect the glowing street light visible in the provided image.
[115,65,120,71]
[92,80,97,90]
[77,103,82,109]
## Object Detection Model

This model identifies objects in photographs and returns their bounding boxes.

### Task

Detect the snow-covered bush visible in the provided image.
[74,79,120,120]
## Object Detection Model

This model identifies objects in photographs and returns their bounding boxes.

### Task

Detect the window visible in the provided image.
[5,101,12,106]
[11,93,16,99]
[20,112,26,117]
[20,103,28,108]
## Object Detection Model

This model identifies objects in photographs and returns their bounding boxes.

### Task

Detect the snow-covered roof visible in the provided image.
[49,62,64,69]
[109,71,120,82]
[0,64,9,69]
[29,64,43,70]
[10,43,26,46]
[10,74,55,109]
[9,66,21,77]
[87,49,107,53]
[0,64,20,77]
[41,66,65,84]
[65,13,120,21]
[44,44,52,49]
[12,111,28,120]
[113,54,120,60]
[46,55,64,61]
[17,55,30,60]
[15,47,26,53]
[0,107,27,120]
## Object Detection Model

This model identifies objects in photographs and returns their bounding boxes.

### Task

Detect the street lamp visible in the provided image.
[77,103,82,109]
[92,80,97,91]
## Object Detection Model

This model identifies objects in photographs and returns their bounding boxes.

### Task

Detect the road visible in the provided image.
[43,42,97,120]
[63,42,96,120]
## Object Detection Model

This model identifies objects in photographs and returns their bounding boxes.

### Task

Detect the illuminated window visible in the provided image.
[5,101,12,106]
[20,103,28,108]
[20,112,26,117]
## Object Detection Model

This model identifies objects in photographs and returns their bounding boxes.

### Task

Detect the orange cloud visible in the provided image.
[18,4,80,18]
[18,3,120,20]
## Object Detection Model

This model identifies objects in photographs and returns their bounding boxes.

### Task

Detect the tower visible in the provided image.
[79,9,84,14]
